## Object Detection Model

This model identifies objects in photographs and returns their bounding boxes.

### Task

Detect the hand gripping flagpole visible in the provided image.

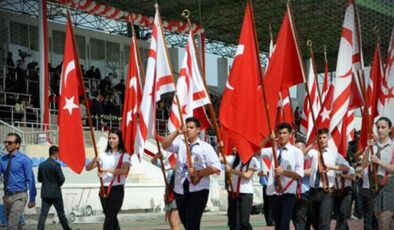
[181,9,235,194]
[305,40,331,193]
[248,0,282,192]
[154,4,196,184]
[66,10,106,197]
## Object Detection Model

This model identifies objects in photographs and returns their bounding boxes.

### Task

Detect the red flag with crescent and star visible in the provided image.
[58,12,86,174]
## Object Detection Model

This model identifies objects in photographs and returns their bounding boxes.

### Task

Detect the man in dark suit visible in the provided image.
[37,146,72,230]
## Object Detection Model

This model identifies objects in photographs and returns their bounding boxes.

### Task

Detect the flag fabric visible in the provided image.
[321,58,330,102]
[263,4,305,132]
[300,57,321,142]
[58,13,85,174]
[168,32,211,133]
[219,2,266,163]
[329,0,363,152]
[383,27,394,125]
[307,84,333,145]
[358,41,385,152]
[121,31,142,155]
[276,90,294,126]
[134,5,175,159]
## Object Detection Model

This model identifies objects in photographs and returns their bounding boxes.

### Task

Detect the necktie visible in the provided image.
[183,143,198,193]
[4,154,13,193]
[315,152,322,188]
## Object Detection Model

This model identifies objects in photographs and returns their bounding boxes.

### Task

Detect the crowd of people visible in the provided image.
[1,115,394,230]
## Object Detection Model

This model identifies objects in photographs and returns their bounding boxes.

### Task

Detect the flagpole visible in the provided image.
[287,3,331,192]
[306,40,323,105]
[155,4,196,184]
[66,10,106,197]
[181,9,235,194]
[248,0,282,192]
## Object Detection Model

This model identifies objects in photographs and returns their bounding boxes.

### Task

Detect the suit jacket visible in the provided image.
[38,158,65,199]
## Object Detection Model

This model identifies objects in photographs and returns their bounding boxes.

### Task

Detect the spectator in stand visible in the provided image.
[14,99,25,122]
[94,67,102,80]
[92,93,105,117]
[86,66,95,79]
[114,79,125,104]
[105,95,117,116]
[99,77,112,97]
[80,65,85,78]
[79,97,87,126]
[7,52,16,77]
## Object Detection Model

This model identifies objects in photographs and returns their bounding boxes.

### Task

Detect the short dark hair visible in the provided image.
[185,117,201,128]
[376,117,392,129]
[49,145,59,156]
[317,128,329,135]
[277,122,292,133]
[295,139,306,145]
[7,133,21,144]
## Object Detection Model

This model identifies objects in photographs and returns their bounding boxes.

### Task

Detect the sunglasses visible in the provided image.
[3,141,17,145]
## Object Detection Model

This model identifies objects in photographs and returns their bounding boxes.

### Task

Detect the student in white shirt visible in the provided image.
[161,117,221,230]
[363,116,394,230]
[224,146,260,230]
[259,122,304,230]
[306,128,349,230]
[333,163,355,230]
[86,129,131,230]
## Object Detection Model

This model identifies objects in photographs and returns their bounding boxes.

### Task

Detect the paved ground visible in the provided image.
[16,211,364,230]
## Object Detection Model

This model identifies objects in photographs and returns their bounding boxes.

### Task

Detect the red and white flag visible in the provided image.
[276,90,294,126]
[321,57,330,102]
[300,57,321,142]
[219,2,266,163]
[134,4,175,159]
[168,32,211,132]
[121,30,142,155]
[308,83,333,145]
[383,27,394,125]
[58,13,85,174]
[329,0,363,153]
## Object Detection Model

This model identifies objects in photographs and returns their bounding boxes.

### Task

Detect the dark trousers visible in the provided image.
[292,192,310,230]
[263,185,274,226]
[352,179,363,218]
[333,188,352,230]
[309,188,333,230]
[37,197,71,230]
[99,185,124,230]
[227,193,253,230]
[360,189,378,230]
[175,189,209,230]
[270,194,296,230]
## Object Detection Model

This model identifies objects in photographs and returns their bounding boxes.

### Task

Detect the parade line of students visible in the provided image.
[1,116,393,230]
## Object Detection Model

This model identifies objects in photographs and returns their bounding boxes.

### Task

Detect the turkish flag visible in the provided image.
[58,13,86,174]
[263,5,304,132]
[219,2,266,163]
[121,31,142,155]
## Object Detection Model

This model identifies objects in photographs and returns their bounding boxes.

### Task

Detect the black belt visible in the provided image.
[5,190,27,196]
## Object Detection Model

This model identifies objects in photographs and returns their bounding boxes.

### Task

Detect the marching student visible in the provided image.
[360,153,379,230]
[259,122,304,230]
[292,140,313,230]
[363,116,394,230]
[333,160,355,230]
[161,117,221,230]
[86,129,131,230]
[224,145,260,230]
[306,128,349,230]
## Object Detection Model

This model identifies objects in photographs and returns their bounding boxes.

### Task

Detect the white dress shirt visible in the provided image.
[227,155,260,194]
[306,148,349,188]
[167,136,221,195]
[260,143,304,195]
[99,151,131,186]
